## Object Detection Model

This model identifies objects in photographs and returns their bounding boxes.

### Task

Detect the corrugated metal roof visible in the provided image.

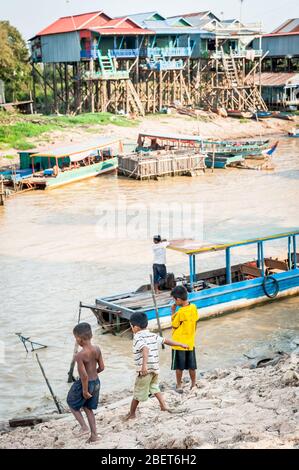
[253,72,299,87]
[92,17,154,35]
[127,12,166,24]
[31,137,122,158]
[36,11,111,36]
[272,18,299,34]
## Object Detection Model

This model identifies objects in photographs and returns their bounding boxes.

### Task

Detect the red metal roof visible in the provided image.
[36,11,111,36]
[262,31,299,38]
[35,12,152,37]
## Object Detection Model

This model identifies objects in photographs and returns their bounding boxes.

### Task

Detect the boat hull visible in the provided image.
[95,269,299,331]
[32,157,118,189]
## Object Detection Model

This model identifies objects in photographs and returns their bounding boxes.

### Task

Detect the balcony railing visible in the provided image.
[84,70,130,80]
[211,49,263,59]
[80,48,98,60]
[144,59,185,71]
[140,47,192,58]
[109,49,139,58]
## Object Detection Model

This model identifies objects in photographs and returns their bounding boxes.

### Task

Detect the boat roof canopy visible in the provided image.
[30,137,122,159]
[167,230,299,255]
[138,132,202,143]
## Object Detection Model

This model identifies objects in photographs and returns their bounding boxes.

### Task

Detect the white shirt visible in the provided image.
[133,330,164,374]
[152,241,168,265]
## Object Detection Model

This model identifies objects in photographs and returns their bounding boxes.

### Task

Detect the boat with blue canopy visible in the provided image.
[83,230,299,333]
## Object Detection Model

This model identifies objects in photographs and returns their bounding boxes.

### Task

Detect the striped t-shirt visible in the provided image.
[133,330,164,374]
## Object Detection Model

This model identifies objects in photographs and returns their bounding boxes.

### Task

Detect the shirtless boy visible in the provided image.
[67,322,104,443]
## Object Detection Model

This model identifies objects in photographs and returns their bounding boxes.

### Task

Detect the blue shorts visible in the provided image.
[67,378,100,411]
[153,263,167,284]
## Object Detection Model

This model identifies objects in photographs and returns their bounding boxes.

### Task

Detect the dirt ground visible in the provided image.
[0,351,298,449]
[0,112,296,169]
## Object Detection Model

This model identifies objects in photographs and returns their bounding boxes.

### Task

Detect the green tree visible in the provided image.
[0,21,30,102]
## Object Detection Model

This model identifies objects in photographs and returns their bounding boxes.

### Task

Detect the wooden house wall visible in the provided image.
[40,32,81,63]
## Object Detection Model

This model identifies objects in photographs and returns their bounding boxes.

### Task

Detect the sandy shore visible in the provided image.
[1,352,298,449]
[0,112,296,169]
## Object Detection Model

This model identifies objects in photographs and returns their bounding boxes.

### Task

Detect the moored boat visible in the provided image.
[82,230,299,333]
[18,138,123,190]
[252,111,273,120]
[227,110,253,119]
[205,153,244,168]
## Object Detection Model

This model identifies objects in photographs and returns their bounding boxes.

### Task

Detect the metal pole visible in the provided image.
[288,236,292,269]
[226,248,232,284]
[260,242,265,276]
[189,255,194,290]
[293,235,297,269]
[257,242,261,268]
[193,255,196,282]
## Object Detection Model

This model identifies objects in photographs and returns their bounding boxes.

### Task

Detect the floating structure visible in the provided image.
[3,138,123,191]
[29,9,266,114]
[82,230,299,332]
[118,132,277,179]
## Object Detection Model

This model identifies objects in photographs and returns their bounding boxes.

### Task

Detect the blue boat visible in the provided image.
[253,111,273,120]
[84,230,299,332]
[205,154,244,169]
[287,132,299,138]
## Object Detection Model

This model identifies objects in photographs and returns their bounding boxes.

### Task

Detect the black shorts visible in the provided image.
[153,263,167,284]
[171,348,197,370]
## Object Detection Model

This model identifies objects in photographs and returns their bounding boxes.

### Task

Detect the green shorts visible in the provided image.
[133,373,160,402]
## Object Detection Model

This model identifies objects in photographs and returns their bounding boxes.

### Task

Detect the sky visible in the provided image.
[1,0,299,40]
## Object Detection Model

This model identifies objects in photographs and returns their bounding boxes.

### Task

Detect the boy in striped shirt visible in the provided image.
[126,312,188,419]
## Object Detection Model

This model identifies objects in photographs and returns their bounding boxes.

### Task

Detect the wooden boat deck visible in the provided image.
[109,289,172,310]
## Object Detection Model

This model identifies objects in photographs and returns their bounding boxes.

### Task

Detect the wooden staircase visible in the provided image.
[98,52,115,74]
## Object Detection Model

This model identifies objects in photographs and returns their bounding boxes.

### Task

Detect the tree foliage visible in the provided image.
[0,21,30,102]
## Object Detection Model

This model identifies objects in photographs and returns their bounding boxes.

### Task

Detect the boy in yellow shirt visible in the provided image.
[171,285,199,392]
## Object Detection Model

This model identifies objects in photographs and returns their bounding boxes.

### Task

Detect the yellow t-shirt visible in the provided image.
[171,303,199,351]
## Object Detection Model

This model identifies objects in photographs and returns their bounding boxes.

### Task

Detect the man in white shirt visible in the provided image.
[152,235,169,293]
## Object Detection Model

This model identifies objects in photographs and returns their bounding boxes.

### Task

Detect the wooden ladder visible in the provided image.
[222,50,239,88]
[98,51,115,74]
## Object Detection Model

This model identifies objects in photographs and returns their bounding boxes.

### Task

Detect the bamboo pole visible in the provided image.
[36,354,63,414]
[150,275,165,348]
[67,301,82,383]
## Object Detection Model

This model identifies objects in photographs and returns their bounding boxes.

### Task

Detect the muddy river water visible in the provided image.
[0,135,298,421]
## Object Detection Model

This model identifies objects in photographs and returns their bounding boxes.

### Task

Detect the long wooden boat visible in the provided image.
[205,154,244,169]
[136,132,271,158]
[253,111,273,120]
[227,110,253,119]
[18,138,123,190]
[82,230,299,333]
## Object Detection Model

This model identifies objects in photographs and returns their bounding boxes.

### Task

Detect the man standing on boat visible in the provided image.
[152,235,169,294]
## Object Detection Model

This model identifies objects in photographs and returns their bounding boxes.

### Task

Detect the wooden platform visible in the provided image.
[118,150,206,180]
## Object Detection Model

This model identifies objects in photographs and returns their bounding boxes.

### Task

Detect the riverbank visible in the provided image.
[0,111,297,169]
[1,351,298,449]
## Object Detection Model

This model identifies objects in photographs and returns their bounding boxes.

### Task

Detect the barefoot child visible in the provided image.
[127,312,188,419]
[171,286,199,392]
[67,322,104,443]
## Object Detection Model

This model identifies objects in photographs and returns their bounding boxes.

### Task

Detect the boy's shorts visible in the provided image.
[67,378,100,411]
[133,373,160,402]
[171,348,197,370]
